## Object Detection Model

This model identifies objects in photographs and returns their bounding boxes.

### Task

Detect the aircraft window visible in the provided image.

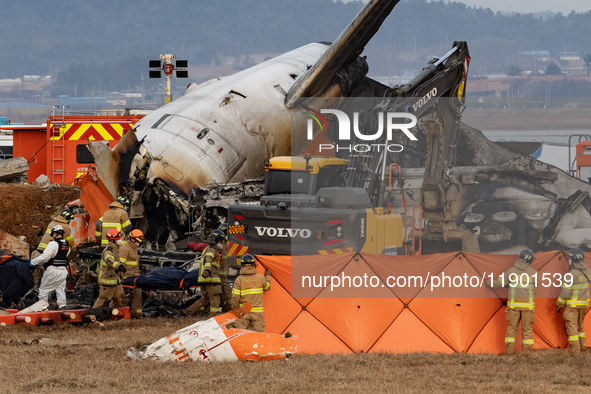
[197,128,209,140]
[207,139,215,145]
[151,114,171,129]
[229,90,247,98]
[274,84,287,95]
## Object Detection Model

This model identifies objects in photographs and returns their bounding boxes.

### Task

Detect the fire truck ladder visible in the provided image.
[51,105,68,184]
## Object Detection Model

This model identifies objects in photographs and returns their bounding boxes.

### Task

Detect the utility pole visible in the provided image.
[149,54,188,104]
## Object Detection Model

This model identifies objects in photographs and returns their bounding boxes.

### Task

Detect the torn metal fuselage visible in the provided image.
[89,44,379,244]
[417,123,591,254]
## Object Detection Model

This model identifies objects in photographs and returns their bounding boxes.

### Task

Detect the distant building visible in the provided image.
[58,95,108,110]
[0,78,21,87]
[559,51,580,61]
[518,50,551,62]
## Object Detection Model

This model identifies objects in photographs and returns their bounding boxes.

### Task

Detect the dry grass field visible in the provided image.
[1,318,591,394]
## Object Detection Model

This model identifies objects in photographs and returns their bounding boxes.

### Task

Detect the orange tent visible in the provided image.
[255,251,590,354]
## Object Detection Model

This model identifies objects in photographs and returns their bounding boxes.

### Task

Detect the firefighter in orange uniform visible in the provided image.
[231,254,271,333]
[186,230,225,316]
[119,229,145,318]
[218,223,233,312]
[487,249,537,354]
[557,248,591,353]
[95,196,132,247]
[93,230,126,308]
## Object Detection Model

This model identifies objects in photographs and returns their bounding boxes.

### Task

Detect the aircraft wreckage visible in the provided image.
[88,0,591,254]
[127,304,297,362]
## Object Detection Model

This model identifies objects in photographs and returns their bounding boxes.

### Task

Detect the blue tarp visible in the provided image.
[0,256,33,306]
[122,267,200,290]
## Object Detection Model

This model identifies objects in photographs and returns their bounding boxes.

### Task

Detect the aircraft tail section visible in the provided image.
[285,0,401,107]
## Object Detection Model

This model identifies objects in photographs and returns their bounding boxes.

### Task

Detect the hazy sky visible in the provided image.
[442,0,591,14]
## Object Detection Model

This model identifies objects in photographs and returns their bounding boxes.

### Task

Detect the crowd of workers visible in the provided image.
[30,195,271,332]
[28,198,591,348]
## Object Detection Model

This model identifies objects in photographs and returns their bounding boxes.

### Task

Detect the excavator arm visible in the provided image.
[343,42,470,207]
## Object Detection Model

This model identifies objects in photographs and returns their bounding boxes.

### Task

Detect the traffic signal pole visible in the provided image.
[148,54,188,104]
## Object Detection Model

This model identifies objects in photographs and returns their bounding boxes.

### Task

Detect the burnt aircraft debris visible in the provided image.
[0,0,566,255]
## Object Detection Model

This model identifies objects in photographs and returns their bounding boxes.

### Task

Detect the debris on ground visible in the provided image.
[0,337,52,346]
[128,304,297,362]
[0,157,28,182]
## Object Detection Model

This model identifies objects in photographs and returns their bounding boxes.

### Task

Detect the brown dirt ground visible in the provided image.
[1,318,591,394]
[0,183,80,248]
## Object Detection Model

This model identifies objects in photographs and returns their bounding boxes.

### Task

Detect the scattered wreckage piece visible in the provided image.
[127,304,297,362]
[77,174,113,221]
[194,178,266,208]
[0,157,28,182]
[78,247,198,272]
[0,306,130,325]
[421,123,591,253]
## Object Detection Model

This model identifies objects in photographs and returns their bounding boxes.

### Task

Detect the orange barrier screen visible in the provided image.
[256,251,591,354]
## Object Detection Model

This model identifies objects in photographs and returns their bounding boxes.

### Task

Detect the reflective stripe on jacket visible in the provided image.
[490,259,537,310]
[38,216,74,251]
[98,243,122,286]
[119,241,140,278]
[219,242,228,276]
[231,265,271,313]
[96,202,132,246]
[557,262,591,309]
[197,246,220,284]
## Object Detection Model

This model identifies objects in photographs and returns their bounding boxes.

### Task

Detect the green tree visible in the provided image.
[544,63,562,75]
[584,54,591,75]
[505,64,521,76]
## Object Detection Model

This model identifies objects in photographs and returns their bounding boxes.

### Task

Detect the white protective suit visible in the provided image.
[31,239,70,308]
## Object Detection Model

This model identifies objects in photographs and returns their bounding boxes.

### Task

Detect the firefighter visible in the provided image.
[93,229,126,308]
[37,209,75,252]
[557,248,591,353]
[218,223,233,312]
[95,196,132,247]
[30,225,70,309]
[118,229,145,318]
[186,229,225,316]
[486,248,537,354]
[230,254,271,333]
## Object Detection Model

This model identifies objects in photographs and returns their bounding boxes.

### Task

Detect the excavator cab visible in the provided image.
[265,155,348,196]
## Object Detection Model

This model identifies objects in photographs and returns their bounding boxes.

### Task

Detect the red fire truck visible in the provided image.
[1,108,147,246]
[7,107,146,184]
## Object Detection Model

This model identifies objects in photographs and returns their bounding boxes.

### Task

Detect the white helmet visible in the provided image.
[51,225,65,237]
